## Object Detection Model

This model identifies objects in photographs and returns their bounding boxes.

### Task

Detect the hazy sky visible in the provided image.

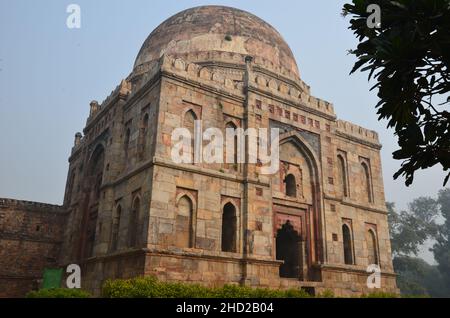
[0,0,448,212]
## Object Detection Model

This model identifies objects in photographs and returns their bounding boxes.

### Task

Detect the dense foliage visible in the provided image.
[431,189,450,290]
[26,288,91,298]
[387,199,439,257]
[393,256,446,297]
[102,277,403,298]
[387,188,450,297]
[343,0,450,186]
[102,276,316,298]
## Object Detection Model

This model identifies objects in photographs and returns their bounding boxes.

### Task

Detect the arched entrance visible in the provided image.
[274,132,324,282]
[79,144,105,260]
[276,221,300,278]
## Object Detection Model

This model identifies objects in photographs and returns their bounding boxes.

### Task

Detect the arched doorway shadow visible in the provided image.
[79,144,105,260]
[276,221,300,278]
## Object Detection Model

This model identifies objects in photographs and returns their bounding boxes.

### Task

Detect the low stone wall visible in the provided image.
[76,250,147,296]
[320,265,399,297]
[76,249,399,297]
[0,277,40,298]
[0,198,66,298]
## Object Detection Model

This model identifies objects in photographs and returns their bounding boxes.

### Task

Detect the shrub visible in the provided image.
[401,294,431,298]
[102,277,313,298]
[317,289,335,298]
[26,288,91,298]
[212,284,254,298]
[102,277,212,298]
[360,292,400,298]
[103,277,406,299]
[283,288,312,298]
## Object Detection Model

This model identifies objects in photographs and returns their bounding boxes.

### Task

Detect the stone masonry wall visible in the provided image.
[0,198,66,297]
[0,7,398,298]
[55,52,397,296]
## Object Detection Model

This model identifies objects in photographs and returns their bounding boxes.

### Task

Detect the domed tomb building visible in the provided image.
[58,6,398,296]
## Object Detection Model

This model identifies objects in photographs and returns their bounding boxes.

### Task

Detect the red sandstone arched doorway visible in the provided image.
[274,132,324,282]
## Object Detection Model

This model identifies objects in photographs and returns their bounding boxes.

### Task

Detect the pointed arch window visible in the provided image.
[110,205,121,252]
[366,229,379,265]
[221,203,237,252]
[176,195,195,248]
[342,224,354,265]
[85,209,98,258]
[183,110,197,164]
[361,162,373,203]
[128,197,140,248]
[337,154,348,197]
[139,113,150,159]
[225,122,238,170]
[285,174,297,198]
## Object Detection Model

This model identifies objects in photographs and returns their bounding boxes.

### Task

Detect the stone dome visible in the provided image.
[134,5,300,78]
